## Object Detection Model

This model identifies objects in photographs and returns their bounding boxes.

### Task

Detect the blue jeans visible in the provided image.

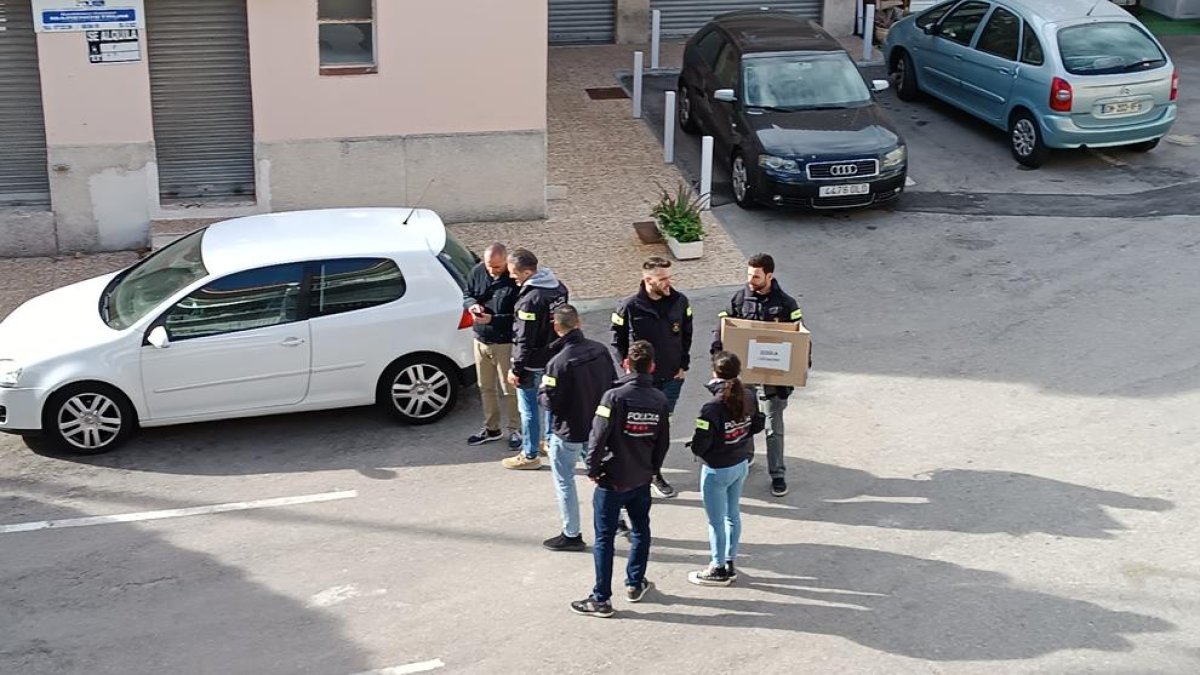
[516,369,549,459]
[655,378,684,415]
[549,435,586,537]
[592,484,652,603]
[700,460,749,566]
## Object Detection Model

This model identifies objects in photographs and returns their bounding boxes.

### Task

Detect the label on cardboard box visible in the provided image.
[747,339,791,371]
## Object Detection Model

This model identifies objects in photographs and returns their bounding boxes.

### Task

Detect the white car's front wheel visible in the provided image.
[378,356,460,425]
[40,383,136,455]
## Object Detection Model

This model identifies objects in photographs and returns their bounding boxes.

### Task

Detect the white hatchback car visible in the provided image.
[0,208,478,455]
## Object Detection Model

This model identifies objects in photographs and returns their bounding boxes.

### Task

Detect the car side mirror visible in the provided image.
[872,79,890,93]
[147,325,171,349]
[713,88,737,103]
[923,23,942,36]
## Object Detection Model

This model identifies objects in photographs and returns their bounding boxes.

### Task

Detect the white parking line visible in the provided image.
[0,490,358,535]
[352,659,445,675]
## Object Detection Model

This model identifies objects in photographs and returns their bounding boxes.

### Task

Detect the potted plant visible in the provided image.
[650,183,706,260]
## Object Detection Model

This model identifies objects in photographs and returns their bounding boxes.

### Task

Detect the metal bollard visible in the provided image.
[863,4,875,62]
[664,91,676,164]
[633,51,644,119]
[651,10,661,70]
[700,135,714,210]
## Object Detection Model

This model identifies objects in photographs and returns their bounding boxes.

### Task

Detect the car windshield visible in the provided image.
[742,53,872,110]
[102,228,208,330]
[1057,22,1166,75]
[437,231,478,290]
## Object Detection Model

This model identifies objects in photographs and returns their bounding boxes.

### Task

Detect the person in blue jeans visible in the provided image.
[538,305,617,551]
[571,341,670,618]
[687,351,764,586]
[502,248,568,470]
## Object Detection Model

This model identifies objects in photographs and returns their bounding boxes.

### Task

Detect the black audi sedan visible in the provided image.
[677,9,908,210]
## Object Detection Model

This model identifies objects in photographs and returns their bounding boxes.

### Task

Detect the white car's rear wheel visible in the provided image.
[41,383,136,455]
[378,356,460,425]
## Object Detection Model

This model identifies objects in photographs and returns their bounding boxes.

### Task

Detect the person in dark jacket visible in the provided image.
[611,256,693,499]
[502,248,569,470]
[688,352,764,587]
[463,243,522,450]
[570,340,670,618]
[711,253,806,498]
[539,305,618,552]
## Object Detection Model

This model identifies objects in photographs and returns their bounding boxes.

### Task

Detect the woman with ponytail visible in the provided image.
[687,351,765,586]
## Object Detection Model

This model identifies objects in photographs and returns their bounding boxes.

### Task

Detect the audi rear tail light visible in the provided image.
[1050,77,1073,112]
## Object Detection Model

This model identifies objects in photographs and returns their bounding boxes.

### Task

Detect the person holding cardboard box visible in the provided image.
[610,257,694,499]
[711,253,805,498]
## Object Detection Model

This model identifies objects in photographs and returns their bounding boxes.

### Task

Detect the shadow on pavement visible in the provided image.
[638,539,1173,661]
[0,496,372,675]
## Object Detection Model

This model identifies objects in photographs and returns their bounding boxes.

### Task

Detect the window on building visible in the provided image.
[318,0,375,74]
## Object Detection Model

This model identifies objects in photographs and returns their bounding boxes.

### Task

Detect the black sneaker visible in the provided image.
[615,518,631,539]
[570,597,614,618]
[688,564,732,587]
[626,579,653,603]
[468,428,503,446]
[771,477,789,497]
[543,533,586,552]
[507,431,522,450]
[651,475,678,499]
[725,561,738,582]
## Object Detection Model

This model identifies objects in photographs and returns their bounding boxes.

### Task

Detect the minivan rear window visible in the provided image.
[1057,22,1165,75]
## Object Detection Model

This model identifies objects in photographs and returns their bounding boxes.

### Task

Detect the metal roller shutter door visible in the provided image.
[650,1,823,39]
[146,0,256,200]
[0,0,50,207]
[549,0,615,44]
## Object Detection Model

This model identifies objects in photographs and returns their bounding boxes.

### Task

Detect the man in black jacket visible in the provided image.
[538,305,617,552]
[711,253,805,498]
[502,248,569,470]
[463,243,521,450]
[610,256,693,499]
[570,341,669,618]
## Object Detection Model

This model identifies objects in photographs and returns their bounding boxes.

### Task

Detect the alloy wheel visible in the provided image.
[57,393,123,451]
[391,363,452,420]
[732,156,749,203]
[1012,119,1037,157]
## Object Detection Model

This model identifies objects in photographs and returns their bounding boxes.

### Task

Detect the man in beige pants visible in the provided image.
[465,243,522,449]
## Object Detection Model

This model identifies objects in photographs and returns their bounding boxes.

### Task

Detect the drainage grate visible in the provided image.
[586,87,629,100]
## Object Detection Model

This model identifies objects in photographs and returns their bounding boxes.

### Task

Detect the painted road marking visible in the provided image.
[0,490,358,535]
[353,659,445,675]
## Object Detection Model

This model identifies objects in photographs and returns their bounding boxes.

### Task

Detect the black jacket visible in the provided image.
[690,379,765,469]
[511,268,569,379]
[463,262,519,344]
[539,330,618,443]
[710,279,807,399]
[585,373,671,491]
[611,286,694,383]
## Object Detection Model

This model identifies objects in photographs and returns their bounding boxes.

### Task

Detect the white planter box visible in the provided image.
[666,236,703,260]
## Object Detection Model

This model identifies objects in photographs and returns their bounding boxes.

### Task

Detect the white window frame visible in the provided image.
[317,0,376,75]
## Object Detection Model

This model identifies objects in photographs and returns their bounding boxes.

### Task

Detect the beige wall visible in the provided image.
[248,0,548,143]
[35,32,154,146]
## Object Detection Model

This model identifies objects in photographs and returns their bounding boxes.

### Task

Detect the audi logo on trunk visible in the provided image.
[830,164,859,176]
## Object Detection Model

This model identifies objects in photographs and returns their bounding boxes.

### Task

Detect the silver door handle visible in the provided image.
[280,337,306,347]
[998,67,1011,74]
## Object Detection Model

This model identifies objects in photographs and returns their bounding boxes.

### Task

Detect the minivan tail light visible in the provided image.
[1170,70,1179,101]
[458,308,473,330]
[1050,77,1073,112]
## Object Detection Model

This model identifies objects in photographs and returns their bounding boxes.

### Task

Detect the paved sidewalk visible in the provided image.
[0,43,743,318]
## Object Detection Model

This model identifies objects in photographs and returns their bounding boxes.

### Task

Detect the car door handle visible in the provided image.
[280,337,306,347]
[998,67,1012,74]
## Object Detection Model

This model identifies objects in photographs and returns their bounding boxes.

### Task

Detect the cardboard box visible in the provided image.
[719,317,811,387]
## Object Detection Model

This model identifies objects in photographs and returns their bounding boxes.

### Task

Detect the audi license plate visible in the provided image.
[1101,101,1143,116]
[819,183,870,197]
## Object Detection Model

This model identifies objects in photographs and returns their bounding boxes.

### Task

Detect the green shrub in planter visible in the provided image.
[651,183,706,244]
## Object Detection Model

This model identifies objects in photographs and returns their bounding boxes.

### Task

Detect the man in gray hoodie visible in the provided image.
[502,248,570,470]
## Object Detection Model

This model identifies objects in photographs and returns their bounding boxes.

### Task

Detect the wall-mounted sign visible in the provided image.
[33,0,144,32]
[86,28,140,63]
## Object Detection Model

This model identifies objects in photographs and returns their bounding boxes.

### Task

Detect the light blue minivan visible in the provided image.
[884,0,1178,167]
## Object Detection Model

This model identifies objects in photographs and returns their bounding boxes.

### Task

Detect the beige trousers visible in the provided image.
[474,339,520,432]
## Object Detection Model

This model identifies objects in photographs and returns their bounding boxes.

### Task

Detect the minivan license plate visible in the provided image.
[1102,101,1143,116]
[819,183,870,197]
